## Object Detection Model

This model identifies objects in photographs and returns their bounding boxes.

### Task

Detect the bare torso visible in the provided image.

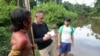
[10,32,33,56]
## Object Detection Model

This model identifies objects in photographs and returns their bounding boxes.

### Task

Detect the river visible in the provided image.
[71,24,100,56]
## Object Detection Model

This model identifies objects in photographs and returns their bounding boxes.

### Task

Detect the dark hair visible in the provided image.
[64,18,71,22]
[35,10,45,15]
[10,8,31,32]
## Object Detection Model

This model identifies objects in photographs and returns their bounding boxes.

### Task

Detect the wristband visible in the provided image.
[12,50,21,56]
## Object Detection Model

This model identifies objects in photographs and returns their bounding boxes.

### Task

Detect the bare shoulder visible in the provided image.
[12,32,27,42]
[12,32,28,49]
[13,32,27,40]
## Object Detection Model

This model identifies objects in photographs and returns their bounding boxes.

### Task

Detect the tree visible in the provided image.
[30,0,37,9]
[94,0,100,16]
[63,2,74,11]
[75,4,91,18]
[55,0,62,4]
[0,0,17,56]
[0,0,17,26]
[32,2,77,27]
[63,2,93,18]
[36,0,62,4]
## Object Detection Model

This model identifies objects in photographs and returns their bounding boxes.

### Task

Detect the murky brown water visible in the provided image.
[50,18,100,56]
[71,24,100,56]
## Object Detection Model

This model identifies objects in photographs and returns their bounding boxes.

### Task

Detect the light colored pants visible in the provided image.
[39,43,53,56]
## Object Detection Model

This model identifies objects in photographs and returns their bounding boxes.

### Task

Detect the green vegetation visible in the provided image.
[0,27,11,56]
[0,0,17,56]
[0,0,17,26]
[0,0,100,56]
[32,2,77,26]
[90,0,100,16]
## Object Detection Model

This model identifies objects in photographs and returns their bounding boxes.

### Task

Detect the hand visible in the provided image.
[8,50,14,56]
[43,34,51,41]
[31,44,37,49]
[8,52,12,56]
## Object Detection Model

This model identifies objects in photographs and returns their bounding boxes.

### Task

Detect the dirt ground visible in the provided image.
[52,37,73,56]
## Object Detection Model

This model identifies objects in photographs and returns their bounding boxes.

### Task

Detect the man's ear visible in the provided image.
[35,15,37,18]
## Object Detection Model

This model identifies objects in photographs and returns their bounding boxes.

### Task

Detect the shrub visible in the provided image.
[32,2,78,26]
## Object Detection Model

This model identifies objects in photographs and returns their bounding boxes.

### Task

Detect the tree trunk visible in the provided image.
[23,0,36,56]
[24,0,30,10]
[17,0,20,6]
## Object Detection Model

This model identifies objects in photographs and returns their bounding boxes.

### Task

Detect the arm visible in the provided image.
[8,34,27,56]
[34,23,50,43]
[34,33,51,43]
[57,26,62,48]
[71,27,75,47]
[71,35,74,47]
[32,22,49,43]
[34,38,43,43]
[44,23,49,31]
[8,40,27,56]
[58,33,61,47]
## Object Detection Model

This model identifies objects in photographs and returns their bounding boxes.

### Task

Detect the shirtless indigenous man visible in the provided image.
[8,8,33,56]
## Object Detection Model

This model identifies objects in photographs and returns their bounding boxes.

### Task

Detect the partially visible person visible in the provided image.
[58,18,74,56]
[8,8,33,56]
[32,10,53,56]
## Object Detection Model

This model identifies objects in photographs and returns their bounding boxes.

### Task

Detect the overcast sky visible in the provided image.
[62,0,97,7]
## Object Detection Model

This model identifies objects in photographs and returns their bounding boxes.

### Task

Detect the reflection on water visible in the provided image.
[72,18,100,34]
[71,24,100,56]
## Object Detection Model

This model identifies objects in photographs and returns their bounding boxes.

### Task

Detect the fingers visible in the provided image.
[31,44,37,49]
[43,34,51,41]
